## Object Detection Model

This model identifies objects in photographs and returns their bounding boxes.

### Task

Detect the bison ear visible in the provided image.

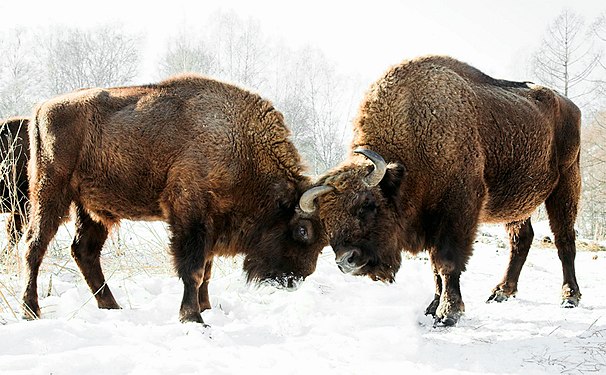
[379,163,405,198]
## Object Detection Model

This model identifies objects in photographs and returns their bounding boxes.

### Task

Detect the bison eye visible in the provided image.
[357,201,377,218]
[294,225,309,242]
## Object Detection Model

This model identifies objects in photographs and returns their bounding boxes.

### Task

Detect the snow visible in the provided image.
[1,220,605,374]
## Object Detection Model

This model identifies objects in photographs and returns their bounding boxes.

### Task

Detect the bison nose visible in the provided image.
[336,249,363,274]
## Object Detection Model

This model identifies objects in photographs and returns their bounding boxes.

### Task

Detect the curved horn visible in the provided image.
[299,185,335,213]
[354,148,387,187]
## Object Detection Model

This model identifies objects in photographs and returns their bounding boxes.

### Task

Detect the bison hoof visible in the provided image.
[21,301,41,320]
[561,297,579,308]
[199,303,212,313]
[487,284,517,303]
[486,290,511,303]
[424,298,440,317]
[179,310,207,325]
[98,301,122,310]
[433,315,459,327]
[561,285,581,308]
[433,300,464,327]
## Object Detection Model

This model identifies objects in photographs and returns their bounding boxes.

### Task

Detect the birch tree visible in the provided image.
[39,24,141,96]
[0,29,39,118]
[158,31,218,78]
[207,11,268,88]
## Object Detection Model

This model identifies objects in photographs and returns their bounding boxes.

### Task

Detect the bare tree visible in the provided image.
[303,48,348,173]
[206,11,268,88]
[39,24,142,96]
[592,13,606,68]
[0,28,40,118]
[269,46,352,174]
[267,46,314,152]
[157,11,269,89]
[579,111,606,239]
[158,30,218,78]
[590,13,606,107]
[155,12,357,174]
[532,9,601,108]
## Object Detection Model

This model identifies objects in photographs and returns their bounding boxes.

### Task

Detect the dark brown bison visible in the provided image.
[300,55,582,326]
[1,117,29,250]
[22,75,327,323]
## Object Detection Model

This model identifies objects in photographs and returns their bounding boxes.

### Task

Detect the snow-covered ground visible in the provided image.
[0,220,605,374]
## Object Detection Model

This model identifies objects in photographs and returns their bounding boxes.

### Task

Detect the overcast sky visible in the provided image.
[1,0,604,84]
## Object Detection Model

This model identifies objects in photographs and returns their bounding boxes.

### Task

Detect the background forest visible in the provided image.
[1,9,606,240]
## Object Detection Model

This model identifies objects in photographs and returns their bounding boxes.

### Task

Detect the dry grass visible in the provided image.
[0,214,249,323]
[533,237,606,252]
[0,120,28,275]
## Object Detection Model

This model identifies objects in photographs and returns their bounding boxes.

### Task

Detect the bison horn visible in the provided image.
[354,148,387,187]
[299,186,335,213]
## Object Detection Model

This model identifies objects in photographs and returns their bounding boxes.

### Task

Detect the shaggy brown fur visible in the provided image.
[1,117,29,250]
[22,75,327,323]
[309,55,582,326]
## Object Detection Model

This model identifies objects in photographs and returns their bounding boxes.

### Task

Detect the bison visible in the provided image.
[22,75,327,323]
[1,117,29,251]
[299,55,582,326]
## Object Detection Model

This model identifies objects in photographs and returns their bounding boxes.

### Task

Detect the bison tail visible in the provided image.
[28,105,44,186]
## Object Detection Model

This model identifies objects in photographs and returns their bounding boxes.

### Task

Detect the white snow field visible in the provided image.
[0,219,605,374]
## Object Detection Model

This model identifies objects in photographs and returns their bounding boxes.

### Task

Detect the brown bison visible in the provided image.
[300,55,582,326]
[1,117,29,250]
[22,75,327,323]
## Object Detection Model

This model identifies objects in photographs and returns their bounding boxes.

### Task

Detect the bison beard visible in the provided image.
[304,55,582,327]
[21,75,327,324]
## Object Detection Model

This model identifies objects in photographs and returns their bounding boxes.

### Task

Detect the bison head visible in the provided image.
[300,149,405,283]
[242,182,328,290]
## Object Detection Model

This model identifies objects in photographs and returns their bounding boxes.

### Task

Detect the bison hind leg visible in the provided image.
[545,164,582,308]
[487,218,533,304]
[22,184,73,319]
[71,204,120,310]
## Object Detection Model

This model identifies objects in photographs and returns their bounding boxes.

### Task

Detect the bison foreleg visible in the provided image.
[170,217,210,324]
[427,215,475,326]
[198,258,214,312]
[424,261,442,317]
[427,251,466,326]
[433,273,465,327]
